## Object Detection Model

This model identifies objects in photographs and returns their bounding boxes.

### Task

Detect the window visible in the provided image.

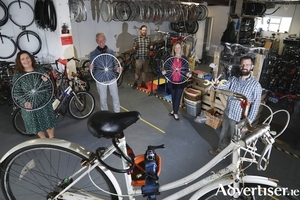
[254,17,292,33]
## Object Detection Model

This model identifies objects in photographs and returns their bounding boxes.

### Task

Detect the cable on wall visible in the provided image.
[34,0,57,31]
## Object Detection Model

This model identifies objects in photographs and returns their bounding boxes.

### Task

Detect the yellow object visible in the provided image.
[188,57,195,70]
[153,78,166,85]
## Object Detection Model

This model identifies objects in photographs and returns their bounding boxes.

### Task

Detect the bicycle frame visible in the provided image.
[0,126,279,200]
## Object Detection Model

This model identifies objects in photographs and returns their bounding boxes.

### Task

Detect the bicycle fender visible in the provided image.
[189,175,278,200]
[0,138,123,198]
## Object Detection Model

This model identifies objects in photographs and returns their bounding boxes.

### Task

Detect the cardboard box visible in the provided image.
[205,108,222,129]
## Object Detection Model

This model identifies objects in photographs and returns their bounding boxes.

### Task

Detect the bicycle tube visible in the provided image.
[16,30,42,55]
[0,138,121,200]
[0,34,17,59]
[7,0,34,28]
[0,0,9,26]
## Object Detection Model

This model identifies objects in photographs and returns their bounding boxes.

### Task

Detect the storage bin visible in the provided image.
[184,97,201,117]
[205,108,222,129]
[184,88,201,101]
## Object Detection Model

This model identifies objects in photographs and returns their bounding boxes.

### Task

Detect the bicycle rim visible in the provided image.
[12,72,54,111]
[90,53,122,85]
[200,184,298,200]
[0,144,118,200]
[68,91,95,119]
[163,56,190,84]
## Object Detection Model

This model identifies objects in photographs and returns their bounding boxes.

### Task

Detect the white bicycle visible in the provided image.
[0,90,298,200]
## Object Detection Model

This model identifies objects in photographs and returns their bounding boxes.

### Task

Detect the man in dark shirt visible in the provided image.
[132,25,152,89]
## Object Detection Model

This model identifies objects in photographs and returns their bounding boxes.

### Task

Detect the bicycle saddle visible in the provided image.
[87,111,141,138]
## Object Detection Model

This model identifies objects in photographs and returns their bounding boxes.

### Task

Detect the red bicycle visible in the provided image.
[266,90,298,113]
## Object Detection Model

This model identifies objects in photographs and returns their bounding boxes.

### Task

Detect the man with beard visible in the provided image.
[209,55,262,155]
[132,25,152,89]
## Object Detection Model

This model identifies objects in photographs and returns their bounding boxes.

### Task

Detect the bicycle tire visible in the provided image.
[0,143,118,200]
[12,107,34,136]
[90,53,122,86]
[200,184,299,200]
[0,0,9,26]
[117,72,123,87]
[163,56,190,84]
[0,80,11,105]
[0,34,18,59]
[80,59,92,81]
[116,56,126,72]
[68,91,95,119]
[16,30,42,55]
[7,0,34,28]
[12,72,54,111]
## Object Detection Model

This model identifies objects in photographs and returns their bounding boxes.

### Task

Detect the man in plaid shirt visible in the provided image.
[132,25,152,89]
[209,55,262,155]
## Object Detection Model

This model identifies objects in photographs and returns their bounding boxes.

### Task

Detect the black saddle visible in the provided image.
[87,111,141,138]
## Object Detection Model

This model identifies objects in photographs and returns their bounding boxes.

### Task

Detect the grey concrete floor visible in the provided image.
[0,63,300,199]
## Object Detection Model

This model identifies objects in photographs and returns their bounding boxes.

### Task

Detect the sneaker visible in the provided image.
[132,81,138,89]
[209,149,220,155]
[141,81,148,89]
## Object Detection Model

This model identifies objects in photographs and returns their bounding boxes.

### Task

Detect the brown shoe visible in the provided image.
[209,149,220,155]
[141,81,148,89]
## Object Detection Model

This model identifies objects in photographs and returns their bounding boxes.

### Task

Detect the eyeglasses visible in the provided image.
[240,64,252,67]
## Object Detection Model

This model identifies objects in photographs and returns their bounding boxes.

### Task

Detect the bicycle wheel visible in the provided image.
[201,184,298,200]
[0,143,118,200]
[12,107,34,136]
[116,56,126,71]
[81,59,92,81]
[163,56,191,84]
[90,53,122,85]
[12,72,54,111]
[117,72,123,87]
[68,91,95,119]
[0,80,11,105]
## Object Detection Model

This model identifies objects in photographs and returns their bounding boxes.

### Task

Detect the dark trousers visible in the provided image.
[170,85,184,114]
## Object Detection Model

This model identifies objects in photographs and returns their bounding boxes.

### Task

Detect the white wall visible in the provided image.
[206,6,231,57]
[0,0,73,63]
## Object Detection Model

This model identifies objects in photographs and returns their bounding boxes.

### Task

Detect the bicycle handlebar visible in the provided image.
[155,29,169,35]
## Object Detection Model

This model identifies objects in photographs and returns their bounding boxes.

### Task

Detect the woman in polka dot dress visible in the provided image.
[12,51,57,138]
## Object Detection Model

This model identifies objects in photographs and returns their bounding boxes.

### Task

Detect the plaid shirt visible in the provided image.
[133,36,151,60]
[219,76,262,123]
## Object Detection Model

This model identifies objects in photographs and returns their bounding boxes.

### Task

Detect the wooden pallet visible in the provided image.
[189,76,266,126]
